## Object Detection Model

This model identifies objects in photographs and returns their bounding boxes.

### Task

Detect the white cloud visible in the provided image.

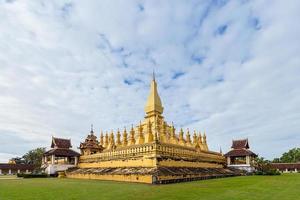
[0,0,299,161]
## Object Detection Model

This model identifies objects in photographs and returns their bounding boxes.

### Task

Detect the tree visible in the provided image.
[22,147,46,167]
[280,148,300,163]
[272,158,281,163]
[273,148,300,163]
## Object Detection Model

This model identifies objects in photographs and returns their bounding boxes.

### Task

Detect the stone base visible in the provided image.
[66,167,241,184]
[43,164,76,175]
[228,164,255,173]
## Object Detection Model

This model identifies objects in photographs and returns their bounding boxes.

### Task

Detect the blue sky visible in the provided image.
[0,0,300,162]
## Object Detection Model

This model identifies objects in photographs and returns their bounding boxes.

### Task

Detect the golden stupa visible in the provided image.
[67,74,236,184]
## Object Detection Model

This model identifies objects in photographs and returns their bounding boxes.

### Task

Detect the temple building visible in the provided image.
[42,137,80,175]
[0,161,35,175]
[224,139,257,172]
[270,163,300,173]
[67,75,239,184]
[79,125,103,155]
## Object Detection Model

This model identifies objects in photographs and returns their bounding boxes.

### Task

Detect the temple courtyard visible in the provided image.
[0,174,299,200]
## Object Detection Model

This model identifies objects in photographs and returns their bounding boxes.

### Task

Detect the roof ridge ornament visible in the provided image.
[90,124,94,135]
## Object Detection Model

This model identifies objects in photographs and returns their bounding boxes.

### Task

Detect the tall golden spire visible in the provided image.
[144,72,164,116]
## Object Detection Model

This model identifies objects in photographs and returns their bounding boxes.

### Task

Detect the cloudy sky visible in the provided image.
[0,0,299,162]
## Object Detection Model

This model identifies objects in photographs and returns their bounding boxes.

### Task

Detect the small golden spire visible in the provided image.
[193,130,198,145]
[138,121,144,144]
[160,121,167,142]
[202,131,207,143]
[129,124,136,145]
[108,130,115,149]
[179,128,185,145]
[170,122,177,144]
[186,128,191,145]
[198,132,202,143]
[147,120,153,142]
[116,128,121,146]
[122,127,128,146]
[104,132,109,148]
[100,130,104,146]
[201,131,208,151]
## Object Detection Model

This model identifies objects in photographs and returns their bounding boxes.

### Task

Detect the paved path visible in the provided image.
[0,175,20,180]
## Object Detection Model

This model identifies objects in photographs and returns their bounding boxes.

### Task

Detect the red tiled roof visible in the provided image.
[51,137,72,149]
[0,164,35,170]
[231,139,249,149]
[44,148,80,157]
[270,163,300,170]
[224,149,257,157]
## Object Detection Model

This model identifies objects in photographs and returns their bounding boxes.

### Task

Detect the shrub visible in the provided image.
[17,173,48,178]
[255,171,264,175]
[255,169,280,176]
[17,173,24,177]
[265,169,281,176]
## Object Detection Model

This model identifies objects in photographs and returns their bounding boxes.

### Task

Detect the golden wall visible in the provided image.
[79,142,225,169]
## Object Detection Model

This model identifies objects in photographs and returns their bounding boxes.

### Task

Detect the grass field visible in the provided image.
[0,174,299,200]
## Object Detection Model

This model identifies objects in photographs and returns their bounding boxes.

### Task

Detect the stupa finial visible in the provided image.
[152,70,155,81]
[144,71,163,116]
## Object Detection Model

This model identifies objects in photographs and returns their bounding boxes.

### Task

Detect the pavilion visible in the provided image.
[42,137,80,175]
[224,139,257,172]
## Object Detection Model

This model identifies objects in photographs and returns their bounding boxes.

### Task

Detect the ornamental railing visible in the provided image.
[79,142,225,164]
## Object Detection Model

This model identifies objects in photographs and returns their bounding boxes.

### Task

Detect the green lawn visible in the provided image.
[0,174,299,200]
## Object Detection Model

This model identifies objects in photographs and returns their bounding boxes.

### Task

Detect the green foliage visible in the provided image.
[273,148,300,163]
[272,158,281,163]
[0,174,299,200]
[22,147,46,167]
[280,148,300,163]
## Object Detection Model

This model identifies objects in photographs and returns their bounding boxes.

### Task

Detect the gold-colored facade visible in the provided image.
[67,75,236,184]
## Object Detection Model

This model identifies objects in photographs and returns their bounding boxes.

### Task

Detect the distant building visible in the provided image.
[0,163,35,175]
[42,137,80,175]
[224,139,257,172]
[270,163,300,173]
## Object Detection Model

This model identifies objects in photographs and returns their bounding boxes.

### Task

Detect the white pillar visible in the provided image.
[295,168,297,173]
[51,155,55,165]
[227,157,231,165]
[0,169,2,175]
[8,169,11,174]
[245,156,250,165]
[26,170,29,173]
[17,169,20,173]
[74,157,78,166]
